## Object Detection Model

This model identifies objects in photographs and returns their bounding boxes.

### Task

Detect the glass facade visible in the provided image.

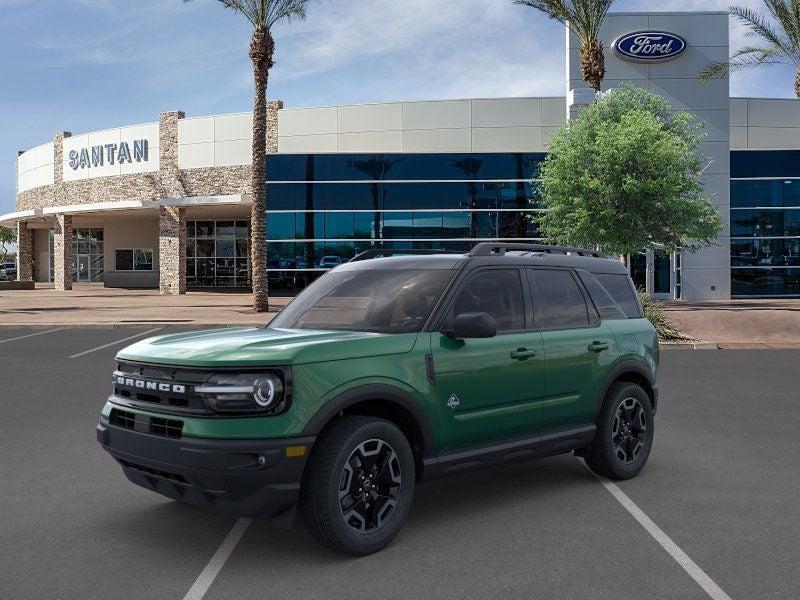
[264,153,545,291]
[186,220,251,288]
[731,151,800,296]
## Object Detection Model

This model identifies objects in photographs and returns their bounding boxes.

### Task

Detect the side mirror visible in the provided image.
[443,312,497,339]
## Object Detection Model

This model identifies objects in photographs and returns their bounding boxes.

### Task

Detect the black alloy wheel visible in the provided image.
[612,397,648,465]
[300,415,415,555]
[584,381,655,480]
[338,439,402,533]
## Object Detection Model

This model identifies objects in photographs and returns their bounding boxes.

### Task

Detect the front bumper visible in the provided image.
[97,416,314,528]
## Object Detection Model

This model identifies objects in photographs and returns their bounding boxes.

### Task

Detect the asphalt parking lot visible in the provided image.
[1,327,799,600]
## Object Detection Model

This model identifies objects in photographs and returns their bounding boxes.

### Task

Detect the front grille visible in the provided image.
[108,407,184,439]
[118,459,188,484]
[113,361,212,415]
[109,408,136,430]
[150,417,183,439]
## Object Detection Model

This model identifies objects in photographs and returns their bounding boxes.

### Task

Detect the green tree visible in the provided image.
[699,2,800,100]
[537,84,722,260]
[0,226,15,263]
[514,0,615,91]
[184,0,315,311]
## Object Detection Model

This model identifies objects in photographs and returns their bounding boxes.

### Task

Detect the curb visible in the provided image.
[660,341,719,350]
[0,323,263,329]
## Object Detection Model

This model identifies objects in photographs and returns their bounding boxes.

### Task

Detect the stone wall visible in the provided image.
[16,221,33,281]
[53,214,72,291]
[158,206,186,295]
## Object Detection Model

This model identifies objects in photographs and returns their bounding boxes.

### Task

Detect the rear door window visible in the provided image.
[593,273,642,318]
[528,269,590,329]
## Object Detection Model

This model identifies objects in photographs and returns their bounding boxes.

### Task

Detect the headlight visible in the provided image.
[195,373,285,414]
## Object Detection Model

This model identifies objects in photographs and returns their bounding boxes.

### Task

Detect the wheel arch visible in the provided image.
[595,361,657,418]
[302,384,435,482]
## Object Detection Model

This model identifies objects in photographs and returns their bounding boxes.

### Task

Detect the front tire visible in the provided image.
[300,416,415,555]
[584,382,654,480]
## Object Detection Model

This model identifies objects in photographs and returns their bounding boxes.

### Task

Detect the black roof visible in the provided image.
[340,243,628,275]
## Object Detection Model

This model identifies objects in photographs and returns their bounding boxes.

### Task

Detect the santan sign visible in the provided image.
[613,31,687,62]
[68,139,149,170]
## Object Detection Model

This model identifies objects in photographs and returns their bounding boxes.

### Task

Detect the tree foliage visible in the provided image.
[0,226,15,262]
[537,84,722,256]
[514,0,615,91]
[698,2,800,100]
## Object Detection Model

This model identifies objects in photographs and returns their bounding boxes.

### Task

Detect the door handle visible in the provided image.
[588,341,610,352]
[510,348,537,360]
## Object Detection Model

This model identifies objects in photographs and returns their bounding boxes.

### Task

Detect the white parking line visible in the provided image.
[68,328,162,359]
[0,328,63,345]
[587,467,734,600]
[182,518,252,600]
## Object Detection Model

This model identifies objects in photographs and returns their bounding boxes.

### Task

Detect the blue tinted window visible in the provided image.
[785,210,800,236]
[382,183,413,210]
[325,213,355,239]
[442,212,471,237]
[730,151,754,178]
[730,180,753,208]
[754,151,783,177]
[324,183,353,210]
[267,184,298,210]
[730,210,753,237]
[266,155,296,181]
[382,212,413,238]
[754,180,783,207]
[445,155,484,180]
[732,268,800,296]
[354,213,376,239]
[411,183,442,209]
[266,213,295,240]
[412,155,442,180]
[295,212,323,240]
[353,183,380,210]
[783,180,800,207]
[413,212,443,237]
[441,183,470,209]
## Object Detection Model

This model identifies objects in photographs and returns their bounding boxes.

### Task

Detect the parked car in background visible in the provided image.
[1,262,16,280]
[319,255,343,269]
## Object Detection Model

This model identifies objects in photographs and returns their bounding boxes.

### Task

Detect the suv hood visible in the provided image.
[116,327,419,367]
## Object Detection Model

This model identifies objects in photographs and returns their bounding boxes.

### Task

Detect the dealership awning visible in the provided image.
[0,194,246,227]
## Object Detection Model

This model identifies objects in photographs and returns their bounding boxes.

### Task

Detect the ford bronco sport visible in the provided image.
[97,243,658,555]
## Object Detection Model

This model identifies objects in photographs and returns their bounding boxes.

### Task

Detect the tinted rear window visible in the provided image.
[529,269,590,329]
[593,273,642,318]
[577,270,627,320]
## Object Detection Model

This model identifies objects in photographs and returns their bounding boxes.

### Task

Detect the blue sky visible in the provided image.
[1,0,797,215]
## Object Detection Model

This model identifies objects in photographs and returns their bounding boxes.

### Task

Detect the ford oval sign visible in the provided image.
[613,31,687,62]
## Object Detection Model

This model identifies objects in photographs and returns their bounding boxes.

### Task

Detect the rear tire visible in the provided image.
[299,416,415,556]
[584,382,654,480]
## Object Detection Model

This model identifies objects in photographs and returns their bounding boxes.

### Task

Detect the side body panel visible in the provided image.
[539,323,620,430]
[431,330,545,452]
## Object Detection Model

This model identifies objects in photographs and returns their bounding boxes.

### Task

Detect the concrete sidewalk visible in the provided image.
[664,299,800,348]
[0,284,287,327]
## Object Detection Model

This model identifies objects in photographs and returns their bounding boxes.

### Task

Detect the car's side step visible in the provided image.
[422,424,596,480]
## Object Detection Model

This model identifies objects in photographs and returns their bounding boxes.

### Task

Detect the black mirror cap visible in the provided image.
[445,312,497,339]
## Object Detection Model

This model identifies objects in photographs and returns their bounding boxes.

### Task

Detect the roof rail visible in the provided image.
[468,242,606,258]
[348,248,459,262]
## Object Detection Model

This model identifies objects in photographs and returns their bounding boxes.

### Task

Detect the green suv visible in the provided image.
[97,243,658,555]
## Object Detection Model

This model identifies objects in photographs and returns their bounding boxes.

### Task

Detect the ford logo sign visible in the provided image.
[613,31,687,62]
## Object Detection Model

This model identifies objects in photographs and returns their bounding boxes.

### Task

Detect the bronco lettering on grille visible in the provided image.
[115,376,186,394]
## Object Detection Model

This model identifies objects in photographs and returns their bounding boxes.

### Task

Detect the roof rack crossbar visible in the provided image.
[468,242,606,259]
[348,248,460,262]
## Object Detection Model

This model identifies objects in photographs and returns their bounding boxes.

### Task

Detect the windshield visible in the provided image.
[269,269,455,334]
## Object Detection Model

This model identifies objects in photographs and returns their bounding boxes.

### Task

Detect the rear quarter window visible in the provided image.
[577,270,627,320]
[593,273,642,319]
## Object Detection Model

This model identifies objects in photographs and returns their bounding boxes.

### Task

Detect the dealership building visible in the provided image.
[4,10,800,300]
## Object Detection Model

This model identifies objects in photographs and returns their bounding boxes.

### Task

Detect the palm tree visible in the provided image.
[185,0,314,312]
[514,0,615,92]
[699,2,800,101]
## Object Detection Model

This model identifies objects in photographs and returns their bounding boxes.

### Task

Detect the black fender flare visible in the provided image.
[302,383,436,457]
[594,360,658,418]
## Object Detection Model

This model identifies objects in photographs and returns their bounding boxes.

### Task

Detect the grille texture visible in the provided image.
[118,459,188,484]
[109,408,136,430]
[149,417,183,439]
